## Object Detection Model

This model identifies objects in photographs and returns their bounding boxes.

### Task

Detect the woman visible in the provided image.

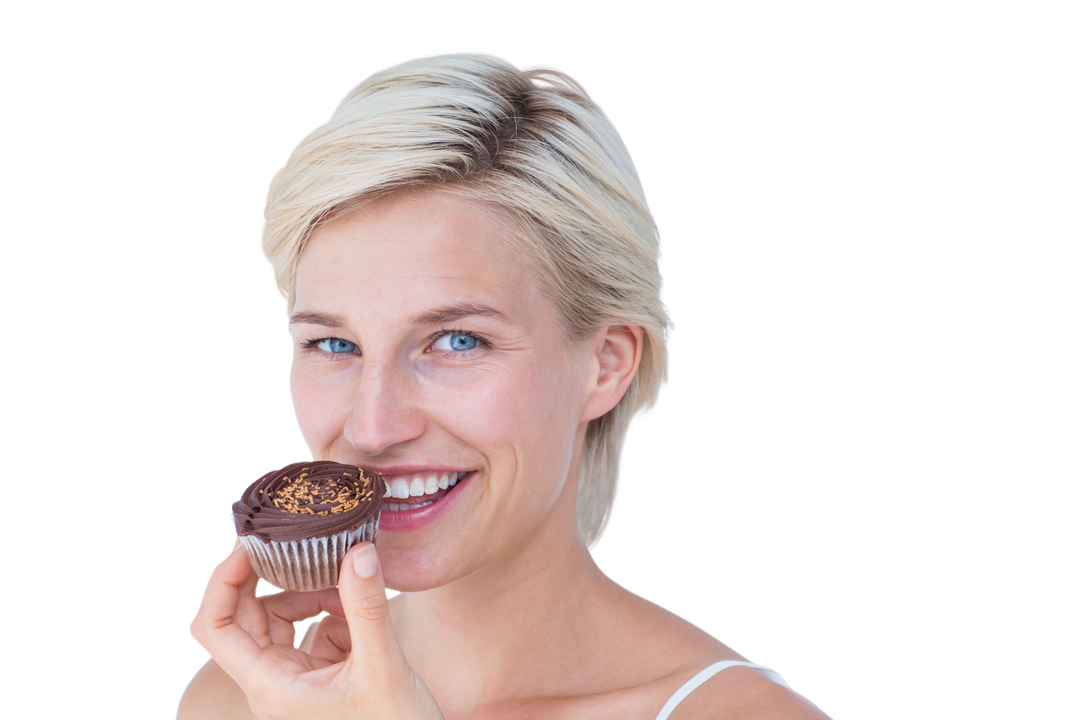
[182,54,829,720]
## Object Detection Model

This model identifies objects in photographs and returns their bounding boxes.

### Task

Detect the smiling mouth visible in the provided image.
[380,471,468,512]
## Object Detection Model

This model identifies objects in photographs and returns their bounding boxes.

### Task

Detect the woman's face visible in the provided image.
[290,190,594,591]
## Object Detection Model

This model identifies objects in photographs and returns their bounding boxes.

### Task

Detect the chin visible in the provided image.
[378,545,457,593]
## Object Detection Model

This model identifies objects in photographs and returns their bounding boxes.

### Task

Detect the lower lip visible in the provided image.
[377,472,474,532]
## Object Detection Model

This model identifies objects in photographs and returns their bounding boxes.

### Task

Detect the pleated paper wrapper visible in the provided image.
[240,519,378,591]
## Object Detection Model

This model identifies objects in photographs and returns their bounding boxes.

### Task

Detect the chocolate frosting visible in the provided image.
[233,461,385,543]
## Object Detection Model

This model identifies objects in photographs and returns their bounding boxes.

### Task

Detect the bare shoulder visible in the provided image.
[601,588,828,720]
[665,666,831,720]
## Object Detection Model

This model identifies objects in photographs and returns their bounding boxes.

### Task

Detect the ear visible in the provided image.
[581,325,645,422]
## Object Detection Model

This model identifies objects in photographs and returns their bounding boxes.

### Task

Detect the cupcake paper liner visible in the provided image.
[240,517,379,592]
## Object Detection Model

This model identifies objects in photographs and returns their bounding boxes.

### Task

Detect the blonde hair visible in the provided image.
[263,54,669,545]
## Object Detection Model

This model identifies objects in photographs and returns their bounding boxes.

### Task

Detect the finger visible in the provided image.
[307,615,352,663]
[189,539,258,647]
[261,587,344,646]
[262,588,344,623]
[190,547,268,682]
[337,543,408,679]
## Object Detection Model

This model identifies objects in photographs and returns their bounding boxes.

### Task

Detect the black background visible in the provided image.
[166,18,842,720]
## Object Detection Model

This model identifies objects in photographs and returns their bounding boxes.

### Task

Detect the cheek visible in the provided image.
[427,356,582,486]
[444,360,571,424]
[418,369,516,448]
[290,364,346,451]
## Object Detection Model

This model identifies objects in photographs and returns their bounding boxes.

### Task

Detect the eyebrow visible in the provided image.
[289,304,509,328]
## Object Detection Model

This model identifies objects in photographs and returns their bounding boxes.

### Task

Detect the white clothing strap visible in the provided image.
[653,661,790,720]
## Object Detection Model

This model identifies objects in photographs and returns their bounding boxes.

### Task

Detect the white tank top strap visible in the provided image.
[653,660,790,720]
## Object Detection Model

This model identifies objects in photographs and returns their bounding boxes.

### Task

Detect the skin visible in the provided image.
[183,189,830,720]
[282,187,643,716]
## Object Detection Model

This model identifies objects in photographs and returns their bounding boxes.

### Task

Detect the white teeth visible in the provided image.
[421,472,438,496]
[391,477,411,499]
[406,474,423,498]
[382,472,470,511]
[383,471,467,502]
[384,500,436,512]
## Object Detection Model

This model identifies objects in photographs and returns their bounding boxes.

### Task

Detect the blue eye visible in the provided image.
[315,337,359,354]
[432,333,481,352]
[302,330,492,362]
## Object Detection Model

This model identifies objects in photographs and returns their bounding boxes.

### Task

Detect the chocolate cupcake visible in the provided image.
[233,461,385,591]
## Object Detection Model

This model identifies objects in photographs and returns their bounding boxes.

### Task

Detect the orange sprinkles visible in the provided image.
[271,473,366,515]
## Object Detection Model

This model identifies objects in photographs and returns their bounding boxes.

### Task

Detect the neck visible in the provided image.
[391,468,619,710]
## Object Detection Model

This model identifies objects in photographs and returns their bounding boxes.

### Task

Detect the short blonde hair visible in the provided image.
[264,54,669,545]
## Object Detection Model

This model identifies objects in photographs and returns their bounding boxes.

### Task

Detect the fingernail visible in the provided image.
[353,544,378,578]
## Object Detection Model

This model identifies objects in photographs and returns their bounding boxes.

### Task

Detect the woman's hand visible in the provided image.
[190,543,443,720]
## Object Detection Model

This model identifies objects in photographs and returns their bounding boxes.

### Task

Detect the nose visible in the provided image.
[343,355,427,457]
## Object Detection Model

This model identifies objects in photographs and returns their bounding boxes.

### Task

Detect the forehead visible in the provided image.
[294,190,542,317]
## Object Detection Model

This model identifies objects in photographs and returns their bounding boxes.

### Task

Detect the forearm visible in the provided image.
[178,659,259,720]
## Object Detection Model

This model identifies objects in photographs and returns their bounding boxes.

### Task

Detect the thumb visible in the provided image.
[338,543,407,677]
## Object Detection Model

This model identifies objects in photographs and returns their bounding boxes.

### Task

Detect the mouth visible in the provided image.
[379,470,469,512]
